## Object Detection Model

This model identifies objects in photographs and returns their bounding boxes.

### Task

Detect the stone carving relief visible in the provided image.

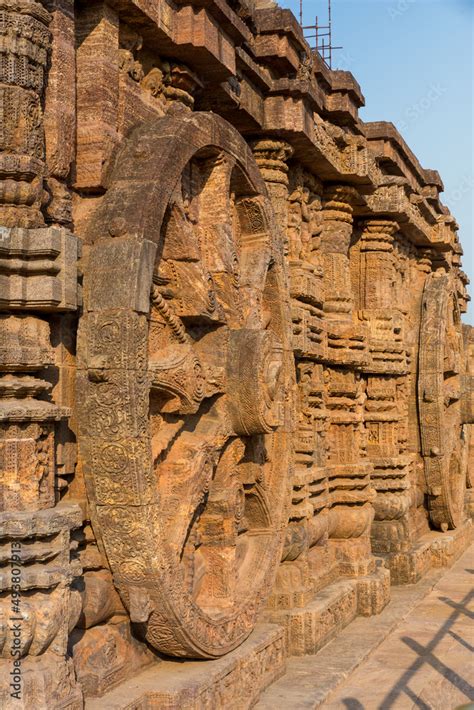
[0,0,51,228]
[0,0,471,703]
[418,272,466,530]
[77,111,293,659]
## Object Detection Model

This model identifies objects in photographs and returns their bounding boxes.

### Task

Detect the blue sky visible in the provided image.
[279,0,474,324]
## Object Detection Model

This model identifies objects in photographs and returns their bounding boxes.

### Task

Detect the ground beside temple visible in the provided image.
[256,544,474,709]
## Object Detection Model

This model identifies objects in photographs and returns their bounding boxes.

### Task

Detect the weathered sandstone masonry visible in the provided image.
[0,0,472,707]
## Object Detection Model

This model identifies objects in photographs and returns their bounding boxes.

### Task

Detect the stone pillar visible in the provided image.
[0,3,82,705]
[250,139,293,251]
[251,139,316,607]
[359,219,398,311]
[321,185,359,320]
[318,189,376,575]
[0,0,51,227]
[356,219,413,557]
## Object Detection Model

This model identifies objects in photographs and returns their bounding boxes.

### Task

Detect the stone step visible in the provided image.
[84,568,389,708]
[85,624,285,710]
[264,565,390,656]
[324,544,474,709]
[84,525,473,709]
[383,518,473,584]
[254,566,447,709]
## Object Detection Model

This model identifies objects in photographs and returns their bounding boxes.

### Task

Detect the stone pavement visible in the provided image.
[257,545,474,710]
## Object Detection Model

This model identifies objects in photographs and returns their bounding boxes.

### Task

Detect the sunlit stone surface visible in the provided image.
[0,1,471,707]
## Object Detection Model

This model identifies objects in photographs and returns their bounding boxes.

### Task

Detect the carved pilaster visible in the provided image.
[285,169,329,589]
[0,315,66,511]
[0,506,83,708]
[287,169,325,362]
[0,0,51,227]
[364,373,412,554]
[463,326,474,521]
[43,0,76,225]
[354,221,415,554]
[325,367,375,575]
[0,3,82,705]
[356,220,407,373]
[0,317,82,706]
[359,219,398,310]
[321,185,359,319]
[286,168,323,264]
[250,139,293,244]
[320,190,372,541]
[416,248,433,275]
[274,360,330,606]
[75,1,119,191]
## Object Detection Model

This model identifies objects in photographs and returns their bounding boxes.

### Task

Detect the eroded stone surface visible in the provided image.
[0,0,471,706]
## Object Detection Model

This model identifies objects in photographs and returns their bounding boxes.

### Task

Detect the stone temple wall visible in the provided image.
[0,0,472,707]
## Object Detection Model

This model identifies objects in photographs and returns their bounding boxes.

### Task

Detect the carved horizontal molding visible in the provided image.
[0,226,81,311]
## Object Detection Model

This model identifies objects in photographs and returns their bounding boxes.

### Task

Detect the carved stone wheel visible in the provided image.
[418,272,466,531]
[77,111,293,658]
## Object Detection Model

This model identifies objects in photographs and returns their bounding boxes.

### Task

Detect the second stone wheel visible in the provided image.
[418,271,467,531]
